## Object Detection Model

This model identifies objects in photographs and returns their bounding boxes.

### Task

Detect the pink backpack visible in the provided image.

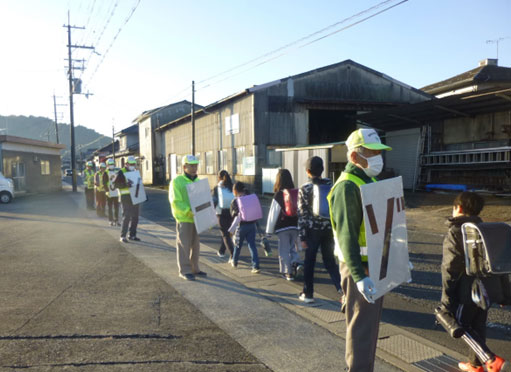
[237,194,263,222]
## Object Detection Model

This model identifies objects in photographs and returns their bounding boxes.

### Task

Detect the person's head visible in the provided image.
[346,128,392,177]
[126,156,137,171]
[218,169,233,191]
[233,181,247,197]
[274,168,294,192]
[107,158,115,170]
[452,192,484,218]
[86,161,93,168]
[305,156,324,178]
[182,154,199,176]
[99,162,106,170]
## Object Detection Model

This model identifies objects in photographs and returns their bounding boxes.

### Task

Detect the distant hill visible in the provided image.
[0,115,111,160]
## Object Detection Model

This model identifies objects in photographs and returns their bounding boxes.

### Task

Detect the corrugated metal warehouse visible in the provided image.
[158,59,431,191]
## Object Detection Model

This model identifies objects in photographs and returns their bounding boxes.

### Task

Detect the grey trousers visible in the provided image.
[276,229,300,274]
[340,261,383,372]
[176,222,201,275]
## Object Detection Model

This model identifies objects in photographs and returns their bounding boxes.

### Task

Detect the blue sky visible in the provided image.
[1,0,510,137]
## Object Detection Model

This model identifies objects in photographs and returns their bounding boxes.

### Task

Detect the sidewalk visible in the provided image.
[70,187,467,372]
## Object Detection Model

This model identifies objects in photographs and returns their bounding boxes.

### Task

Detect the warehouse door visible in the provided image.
[385,128,421,189]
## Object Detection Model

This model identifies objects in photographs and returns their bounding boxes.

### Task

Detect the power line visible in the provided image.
[196,0,404,89]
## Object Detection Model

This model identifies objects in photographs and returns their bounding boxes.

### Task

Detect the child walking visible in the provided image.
[212,170,235,260]
[229,182,261,273]
[441,191,508,372]
[266,169,303,280]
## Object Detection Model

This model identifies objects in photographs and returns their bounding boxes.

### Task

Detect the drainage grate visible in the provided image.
[378,334,442,363]
[301,302,345,323]
[413,354,460,372]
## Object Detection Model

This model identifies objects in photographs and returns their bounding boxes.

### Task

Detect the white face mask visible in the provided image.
[108,165,114,170]
[128,165,135,171]
[359,154,383,177]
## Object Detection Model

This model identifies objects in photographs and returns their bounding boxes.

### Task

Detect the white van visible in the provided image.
[0,172,14,203]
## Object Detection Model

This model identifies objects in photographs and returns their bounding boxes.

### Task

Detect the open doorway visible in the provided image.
[308,109,356,145]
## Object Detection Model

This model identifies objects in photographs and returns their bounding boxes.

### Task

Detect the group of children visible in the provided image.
[212,161,510,372]
[211,156,341,304]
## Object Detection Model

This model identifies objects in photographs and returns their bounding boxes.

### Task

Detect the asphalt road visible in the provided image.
[140,187,511,361]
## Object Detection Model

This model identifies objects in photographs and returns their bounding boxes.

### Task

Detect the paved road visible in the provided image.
[140,187,511,361]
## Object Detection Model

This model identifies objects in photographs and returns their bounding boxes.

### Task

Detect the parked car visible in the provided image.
[0,172,14,203]
[65,169,73,177]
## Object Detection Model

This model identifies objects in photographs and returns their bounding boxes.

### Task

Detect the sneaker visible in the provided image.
[119,237,128,243]
[194,271,207,277]
[486,356,509,372]
[116,221,121,226]
[217,252,226,258]
[294,263,304,277]
[298,292,314,303]
[282,273,294,281]
[231,260,237,268]
[179,273,196,281]
[458,362,484,372]
[128,236,141,241]
[251,268,261,274]
[109,221,114,226]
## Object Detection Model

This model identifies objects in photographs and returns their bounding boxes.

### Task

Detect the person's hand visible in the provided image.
[301,241,308,250]
[356,277,376,304]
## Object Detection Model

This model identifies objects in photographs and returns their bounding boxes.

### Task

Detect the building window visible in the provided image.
[176,155,182,174]
[236,147,245,175]
[267,149,282,167]
[145,127,149,138]
[205,151,213,174]
[218,149,227,171]
[146,160,149,171]
[41,160,50,175]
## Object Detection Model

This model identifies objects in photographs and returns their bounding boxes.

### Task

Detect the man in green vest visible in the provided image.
[169,155,206,281]
[113,156,140,243]
[94,162,108,217]
[83,161,95,210]
[327,128,391,372]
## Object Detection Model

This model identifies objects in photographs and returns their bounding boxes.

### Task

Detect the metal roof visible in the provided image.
[357,88,511,131]
[275,141,346,152]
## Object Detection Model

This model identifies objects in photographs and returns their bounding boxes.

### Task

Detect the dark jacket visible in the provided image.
[297,177,332,241]
[441,215,508,311]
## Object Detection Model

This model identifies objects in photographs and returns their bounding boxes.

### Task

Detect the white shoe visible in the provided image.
[298,292,314,303]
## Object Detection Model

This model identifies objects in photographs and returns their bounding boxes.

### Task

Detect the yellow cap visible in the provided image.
[182,154,199,165]
[346,129,392,151]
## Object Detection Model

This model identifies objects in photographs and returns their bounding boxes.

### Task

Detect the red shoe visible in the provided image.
[486,356,509,372]
[458,361,483,372]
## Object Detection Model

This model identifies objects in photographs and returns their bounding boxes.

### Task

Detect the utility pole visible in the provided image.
[191,80,195,156]
[53,94,66,144]
[64,11,94,192]
[112,125,116,162]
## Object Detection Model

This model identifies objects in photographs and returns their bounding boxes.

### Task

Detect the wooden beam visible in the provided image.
[388,114,422,125]
[496,93,511,103]
[434,105,470,117]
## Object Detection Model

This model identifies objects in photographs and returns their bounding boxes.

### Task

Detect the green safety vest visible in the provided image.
[118,168,131,196]
[95,171,106,192]
[327,172,377,263]
[84,169,95,190]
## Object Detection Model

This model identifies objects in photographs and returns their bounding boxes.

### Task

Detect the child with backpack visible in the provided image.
[229,182,262,273]
[297,156,341,303]
[440,191,509,372]
[266,169,303,281]
[211,170,235,260]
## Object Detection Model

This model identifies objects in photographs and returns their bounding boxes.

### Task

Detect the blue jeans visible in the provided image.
[233,223,259,269]
[302,229,341,297]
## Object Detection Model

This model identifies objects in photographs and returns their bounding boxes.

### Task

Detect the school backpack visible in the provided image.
[237,194,263,222]
[218,186,234,209]
[282,189,298,217]
[461,222,511,276]
[312,183,332,219]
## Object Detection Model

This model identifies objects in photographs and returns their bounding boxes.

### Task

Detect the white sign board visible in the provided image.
[225,113,239,135]
[107,170,119,197]
[124,170,147,205]
[186,178,217,234]
[360,176,411,300]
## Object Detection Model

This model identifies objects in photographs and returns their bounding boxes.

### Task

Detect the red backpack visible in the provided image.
[282,189,298,217]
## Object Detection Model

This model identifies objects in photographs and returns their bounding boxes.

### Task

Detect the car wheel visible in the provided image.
[0,191,12,203]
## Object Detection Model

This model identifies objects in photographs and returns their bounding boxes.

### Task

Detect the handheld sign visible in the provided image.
[186,178,217,234]
[360,176,411,300]
[107,170,119,197]
[124,170,147,205]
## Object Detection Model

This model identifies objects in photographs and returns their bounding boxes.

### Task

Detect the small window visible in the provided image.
[41,160,50,175]
[218,149,227,171]
[145,127,149,138]
[236,147,245,175]
[146,160,149,171]
[205,151,213,174]
[176,155,182,174]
